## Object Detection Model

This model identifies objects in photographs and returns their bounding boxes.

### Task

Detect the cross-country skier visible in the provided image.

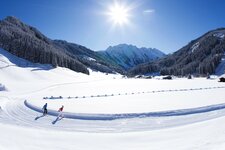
[42,103,48,115]
[58,105,64,118]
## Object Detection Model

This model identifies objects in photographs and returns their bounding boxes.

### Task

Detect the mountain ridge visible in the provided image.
[0,16,90,74]
[128,28,225,76]
[0,16,124,75]
[1,16,224,76]
[98,44,165,70]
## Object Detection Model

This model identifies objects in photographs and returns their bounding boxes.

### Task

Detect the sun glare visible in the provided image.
[107,2,131,26]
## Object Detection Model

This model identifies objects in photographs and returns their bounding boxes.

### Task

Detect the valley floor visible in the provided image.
[1,51,225,149]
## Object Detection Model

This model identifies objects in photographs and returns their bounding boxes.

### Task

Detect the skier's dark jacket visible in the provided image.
[43,103,47,109]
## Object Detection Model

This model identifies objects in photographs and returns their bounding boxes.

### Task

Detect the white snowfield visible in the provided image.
[1,48,225,150]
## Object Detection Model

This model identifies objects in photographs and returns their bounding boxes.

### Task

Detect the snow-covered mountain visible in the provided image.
[98,44,165,70]
[0,16,124,75]
[129,28,225,76]
[0,16,165,74]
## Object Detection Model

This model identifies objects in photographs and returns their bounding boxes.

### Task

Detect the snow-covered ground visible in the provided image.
[1,48,225,150]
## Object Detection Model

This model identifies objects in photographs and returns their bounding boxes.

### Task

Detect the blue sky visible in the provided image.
[1,0,225,53]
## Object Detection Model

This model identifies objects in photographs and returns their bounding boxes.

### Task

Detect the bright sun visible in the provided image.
[107,2,131,26]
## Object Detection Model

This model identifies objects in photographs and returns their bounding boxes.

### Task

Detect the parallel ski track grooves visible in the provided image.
[44,86,225,100]
[1,99,225,133]
[25,100,225,120]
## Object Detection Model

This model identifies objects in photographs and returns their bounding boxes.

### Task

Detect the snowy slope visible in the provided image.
[1,48,225,150]
[0,48,30,68]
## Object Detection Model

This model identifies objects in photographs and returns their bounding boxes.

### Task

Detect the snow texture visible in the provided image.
[24,100,225,120]
[102,44,165,69]
[1,48,225,150]
[190,42,200,53]
[213,32,225,39]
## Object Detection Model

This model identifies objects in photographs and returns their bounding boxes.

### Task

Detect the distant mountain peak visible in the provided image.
[99,44,165,70]
[106,44,142,50]
[0,16,127,75]
[4,16,24,26]
[5,16,20,22]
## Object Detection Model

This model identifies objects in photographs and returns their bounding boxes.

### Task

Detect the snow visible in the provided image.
[104,44,165,69]
[1,48,225,150]
[190,42,200,53]
[26,78,225,114]
[213,32,225,39]
[84,56,96,61]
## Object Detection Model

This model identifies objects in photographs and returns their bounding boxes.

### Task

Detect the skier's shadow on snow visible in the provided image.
[52,116,63,125]
[35,114,45,120]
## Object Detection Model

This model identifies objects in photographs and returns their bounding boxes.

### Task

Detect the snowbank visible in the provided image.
[24,100,225,120]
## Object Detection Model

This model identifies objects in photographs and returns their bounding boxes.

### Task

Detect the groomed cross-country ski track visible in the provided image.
[1,85,225,133]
